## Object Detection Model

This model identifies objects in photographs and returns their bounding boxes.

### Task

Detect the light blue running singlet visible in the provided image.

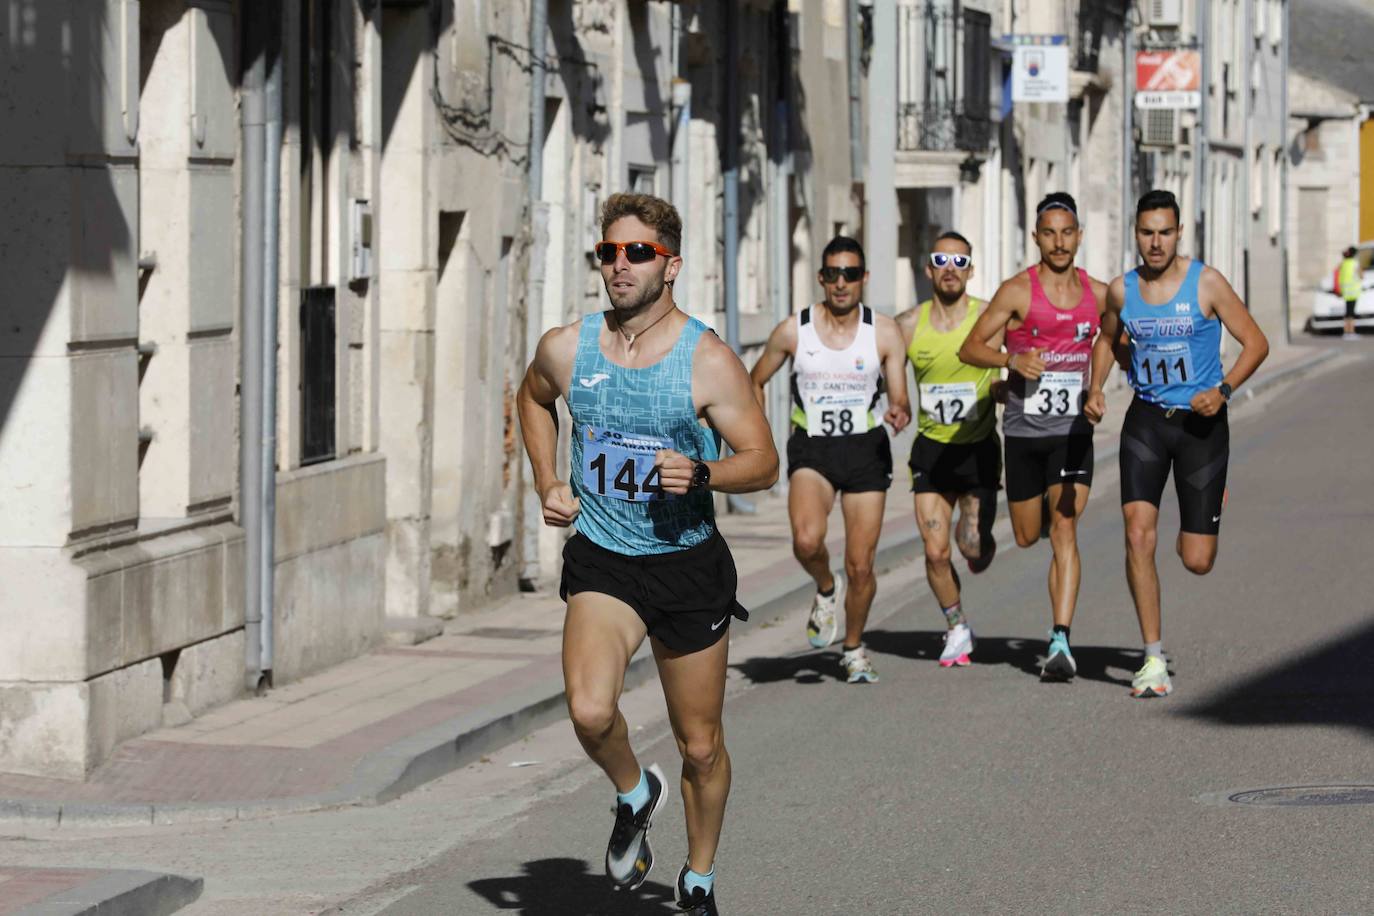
[1121,259,1223,409]
[567,313,719,556]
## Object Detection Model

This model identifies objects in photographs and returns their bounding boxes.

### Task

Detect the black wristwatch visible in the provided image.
[1218,382,1233,401]
[690,460,712,491]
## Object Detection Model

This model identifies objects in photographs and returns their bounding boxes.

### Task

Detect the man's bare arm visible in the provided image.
[1084,277,1125,423]
[877,314,911,432]
[1189,267,1270,416]
[748,317,796,413]
[516,325,580,525]
[689,334,779,494]
[959,278,1027,370]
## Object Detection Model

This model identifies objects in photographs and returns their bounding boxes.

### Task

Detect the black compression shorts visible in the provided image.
[909,433,1002,494]
[1119,397,1229,535]
[1004,434,1094,502]
[560,529,747,654]
[787,426,893,493]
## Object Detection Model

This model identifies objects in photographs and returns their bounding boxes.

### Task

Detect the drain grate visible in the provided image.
[460,626,559,640]
[1225,785,1374,807]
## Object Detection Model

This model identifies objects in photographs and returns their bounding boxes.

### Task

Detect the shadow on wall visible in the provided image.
[0,0,130,448]
[468,858,680,915]
[1176,618,1374,737]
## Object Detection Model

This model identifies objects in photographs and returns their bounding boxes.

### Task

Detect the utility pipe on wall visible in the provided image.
[722,0,740,354]
[258,3,282,684]
[240,0,266,692]
[520,0,549,585]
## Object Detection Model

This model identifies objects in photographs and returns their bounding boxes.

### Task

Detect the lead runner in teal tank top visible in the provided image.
[1084,189,1269,702]
[517,193,777,913]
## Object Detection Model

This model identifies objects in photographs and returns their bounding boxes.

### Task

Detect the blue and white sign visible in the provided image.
[1005,34,1069,103]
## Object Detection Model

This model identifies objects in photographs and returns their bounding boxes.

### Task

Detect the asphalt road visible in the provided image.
[371,354,1374,916]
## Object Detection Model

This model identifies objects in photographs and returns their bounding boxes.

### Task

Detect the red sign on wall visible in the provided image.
[1135,50,1201,109]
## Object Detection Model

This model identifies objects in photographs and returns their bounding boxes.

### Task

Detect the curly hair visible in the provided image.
[599,192,683,255]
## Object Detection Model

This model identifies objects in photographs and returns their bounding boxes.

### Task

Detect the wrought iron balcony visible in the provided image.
[897,101,993,153]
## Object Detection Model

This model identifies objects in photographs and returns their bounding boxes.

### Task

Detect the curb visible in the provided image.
[13,870,202,916]
[0,346,1344,830]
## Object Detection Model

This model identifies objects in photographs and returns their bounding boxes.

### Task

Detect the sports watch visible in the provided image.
[1218,382,1233,401]
[689,459,712,491]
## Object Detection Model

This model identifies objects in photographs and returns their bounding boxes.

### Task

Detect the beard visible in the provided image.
[606,273,667,318]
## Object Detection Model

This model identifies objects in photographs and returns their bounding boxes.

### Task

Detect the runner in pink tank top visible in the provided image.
[957,192,1109,683]
[1003,266,1099,438]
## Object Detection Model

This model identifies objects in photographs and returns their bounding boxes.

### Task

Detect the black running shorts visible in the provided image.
[908,432,1002,495]
[1119,397,1229,535]
[786,426,893,493]
[1347,298,1359,320]
[1004,434,1094,502]
[560,529,748,654]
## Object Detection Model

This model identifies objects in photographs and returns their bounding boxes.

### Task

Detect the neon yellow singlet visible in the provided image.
[907,299,996,445]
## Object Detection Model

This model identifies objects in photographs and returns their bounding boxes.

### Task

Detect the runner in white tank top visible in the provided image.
[750,237,911,684]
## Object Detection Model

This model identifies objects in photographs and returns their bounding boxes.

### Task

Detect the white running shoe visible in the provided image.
[806,580,842,649]
[841,644,878,683]
[939,623,975,668]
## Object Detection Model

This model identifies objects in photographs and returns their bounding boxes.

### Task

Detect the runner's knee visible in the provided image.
[567,692,617,740]
[844,553,874,585]
[679,727,724,774]
[792,529,826,560]
[1125,521,1156,556]
[1180,544,1216,575]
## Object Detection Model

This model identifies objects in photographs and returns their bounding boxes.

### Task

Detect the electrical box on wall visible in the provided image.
[351,199,373,282]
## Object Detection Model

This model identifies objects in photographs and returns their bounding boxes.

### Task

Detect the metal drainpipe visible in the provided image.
[1122,8,1134,273]
[721,0,754,515]
[521,0,549,585]
[259,4,283,685]
[1195,0,1208,261]
[723,0,740,355]
[846,0,863,183]
[240,0,266,692]
[1279,0,1290,344]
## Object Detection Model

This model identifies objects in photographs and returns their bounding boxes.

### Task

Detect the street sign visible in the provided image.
[1136,91,1202,109]
[1005,35,1069,103]
[1135,50,1201,109]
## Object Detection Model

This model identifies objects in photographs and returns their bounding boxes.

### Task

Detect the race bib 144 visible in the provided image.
[581,427,674,502]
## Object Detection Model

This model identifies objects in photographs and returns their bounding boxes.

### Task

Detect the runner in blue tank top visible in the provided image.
[1085,190,1269,700]
[517,193,777,915]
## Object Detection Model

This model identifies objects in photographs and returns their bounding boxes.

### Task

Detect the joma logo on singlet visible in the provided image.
[1127,317,1194,338]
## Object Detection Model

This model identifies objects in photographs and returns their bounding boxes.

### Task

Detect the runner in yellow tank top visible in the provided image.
[895,230,1004,667]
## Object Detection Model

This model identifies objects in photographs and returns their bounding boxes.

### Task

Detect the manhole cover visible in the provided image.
[460,626,558,640]
[1225,785,1374,807]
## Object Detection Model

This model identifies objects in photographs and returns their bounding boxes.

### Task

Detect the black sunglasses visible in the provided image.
[819,266,864,283]
[594,240,674,264]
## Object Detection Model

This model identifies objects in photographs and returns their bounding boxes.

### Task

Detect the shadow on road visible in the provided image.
[1178,618,1374,736]
[467,858,679,914]
[861,628,1138,687]
[733,630,1139,687]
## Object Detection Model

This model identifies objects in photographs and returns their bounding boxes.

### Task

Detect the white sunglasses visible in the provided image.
[929,253,971,269]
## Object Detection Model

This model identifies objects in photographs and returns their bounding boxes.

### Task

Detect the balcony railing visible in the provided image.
[897,102,993,153]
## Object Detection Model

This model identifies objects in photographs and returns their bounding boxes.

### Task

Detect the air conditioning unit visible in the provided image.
[1140,108,1180,147]
[1146,0,1182,27]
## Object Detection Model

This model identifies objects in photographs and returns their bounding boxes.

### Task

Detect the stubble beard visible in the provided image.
[606,273,667,320]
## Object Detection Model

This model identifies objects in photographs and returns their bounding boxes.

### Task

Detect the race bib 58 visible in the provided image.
[804,393,871,437]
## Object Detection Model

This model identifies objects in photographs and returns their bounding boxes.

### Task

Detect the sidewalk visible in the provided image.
[0,867,201,916]
[0,342,1343,831]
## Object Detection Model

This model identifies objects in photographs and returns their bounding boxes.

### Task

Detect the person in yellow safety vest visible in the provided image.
[1338,246,1362,340]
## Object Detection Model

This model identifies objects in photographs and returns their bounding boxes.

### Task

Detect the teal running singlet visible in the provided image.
[1121,259,1223,410]
[567,313,719,556]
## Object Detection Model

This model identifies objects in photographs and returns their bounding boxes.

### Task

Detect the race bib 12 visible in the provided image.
[919,382,979,426]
